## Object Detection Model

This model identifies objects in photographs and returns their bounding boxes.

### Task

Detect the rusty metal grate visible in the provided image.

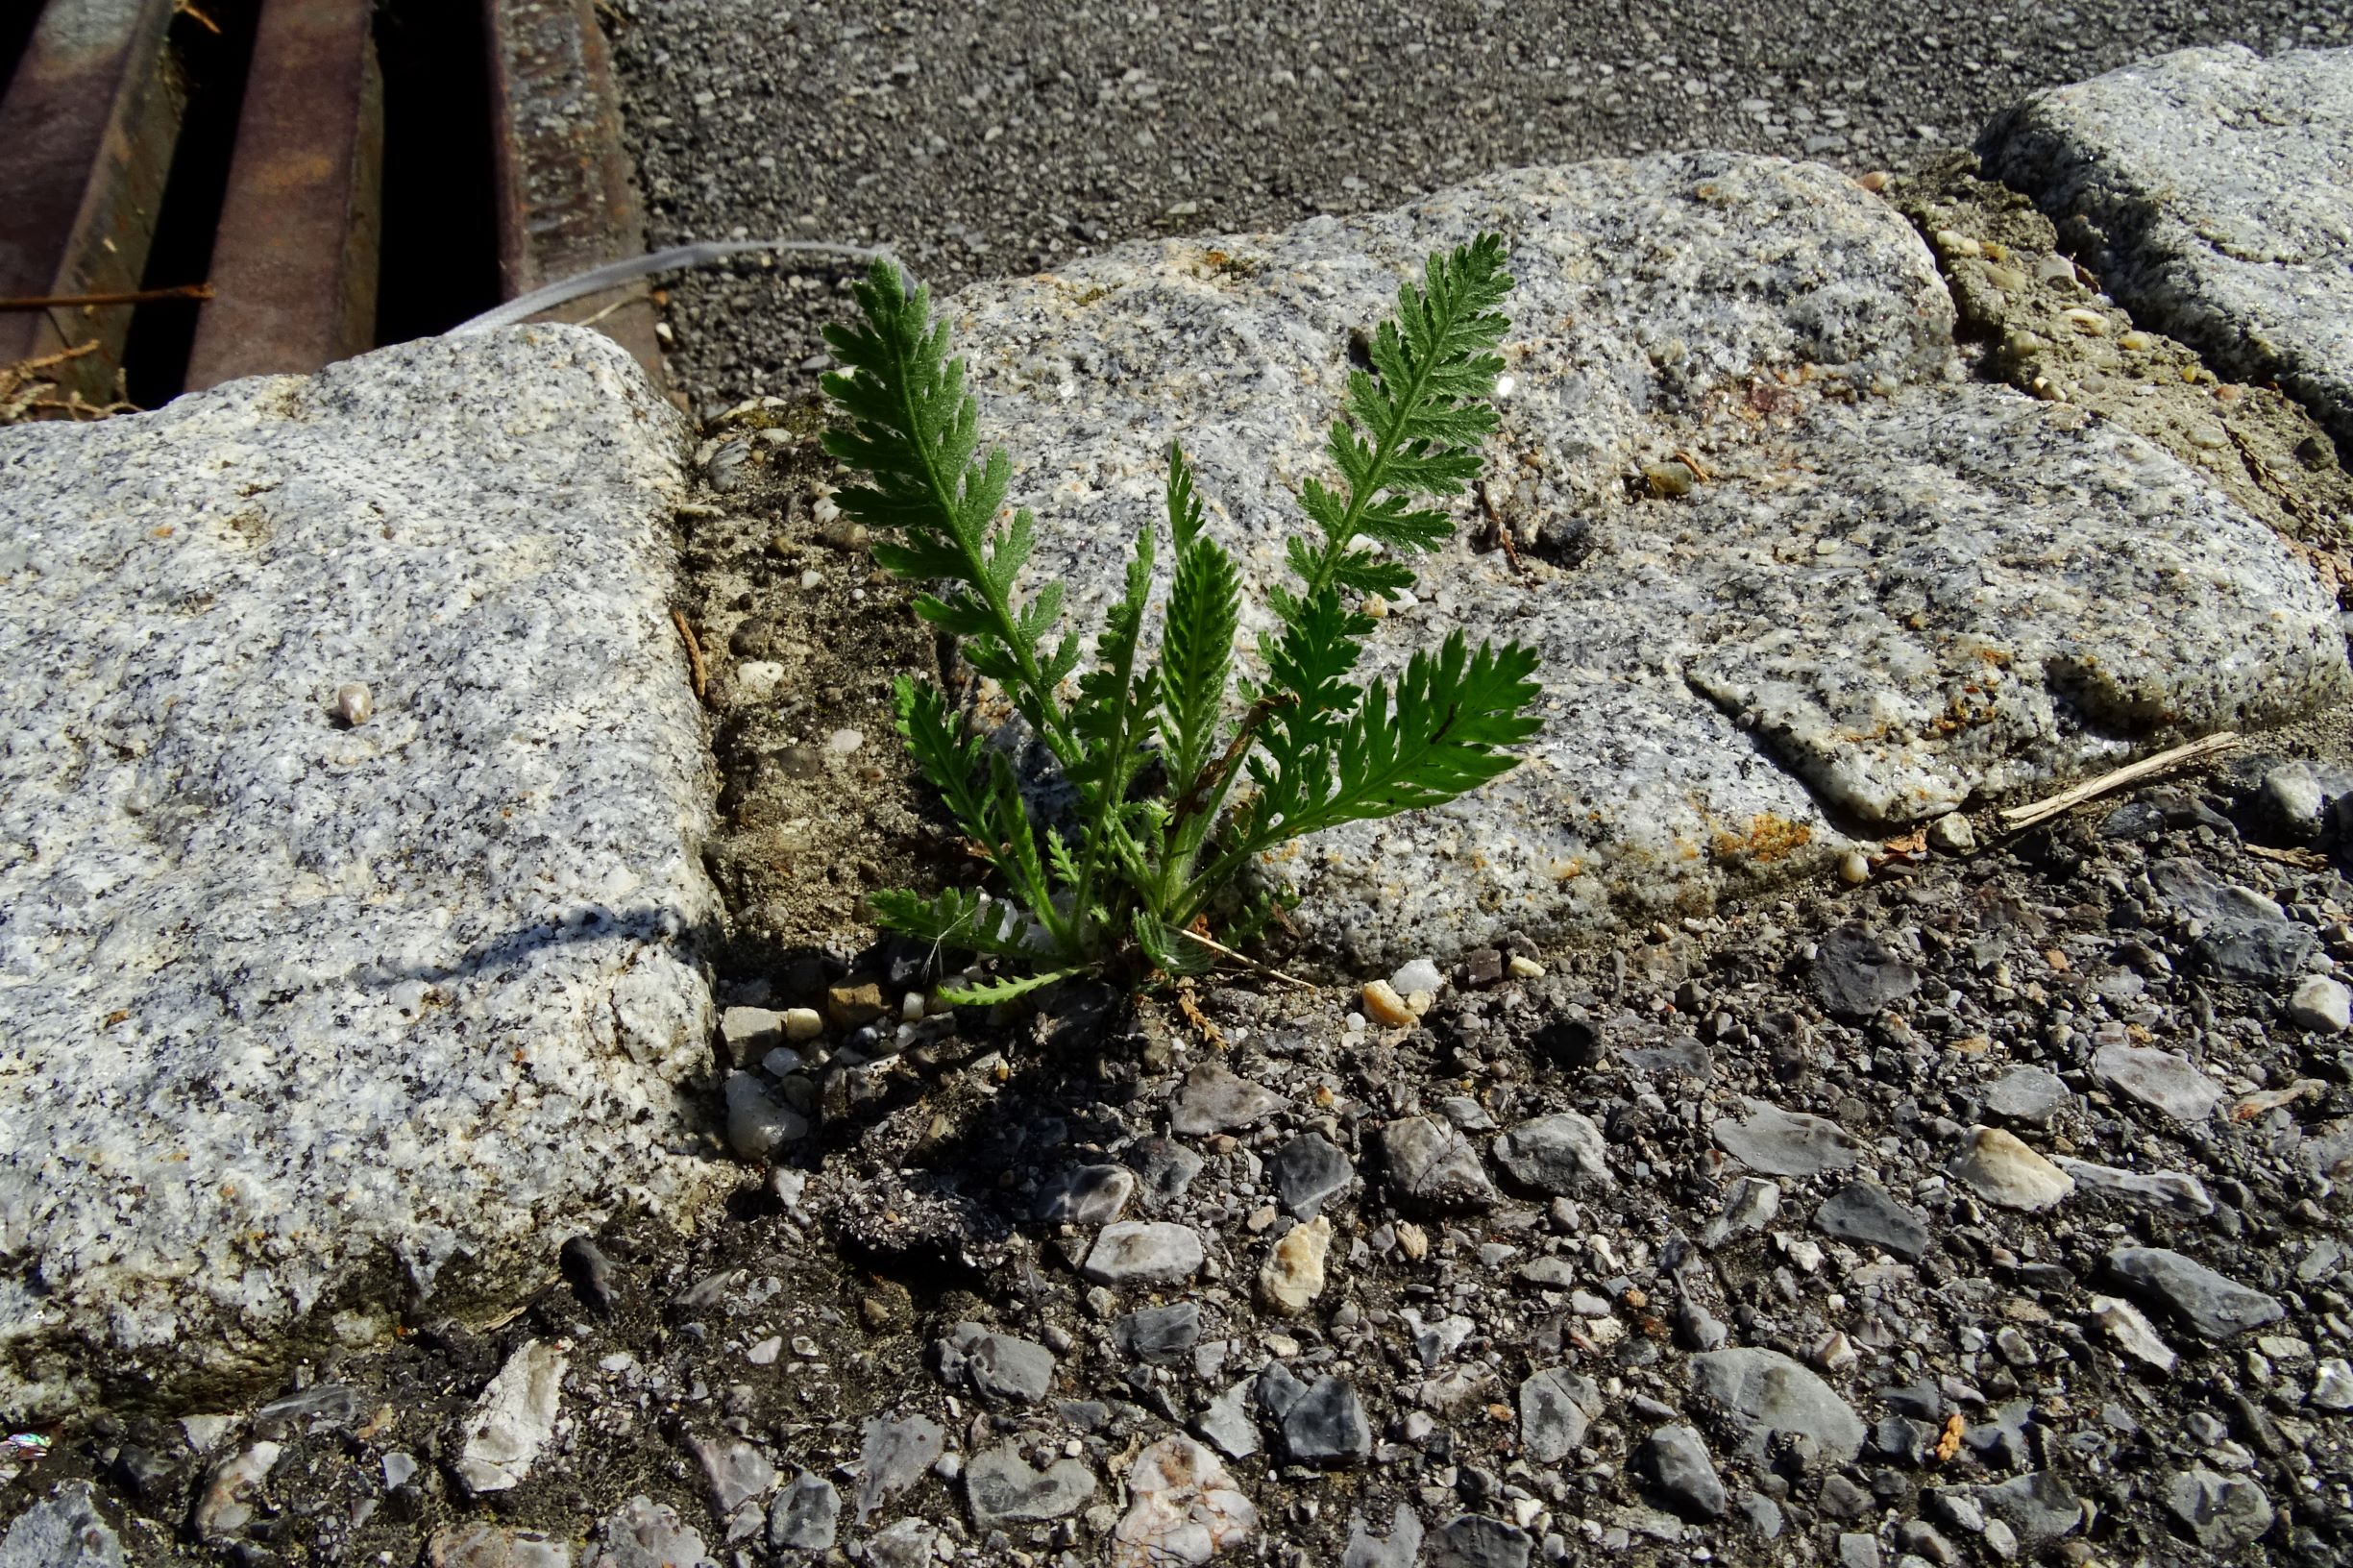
[0,0,660,413]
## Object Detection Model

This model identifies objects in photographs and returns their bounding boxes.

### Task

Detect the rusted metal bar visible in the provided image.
[0,0,187,404]
[483,0,663,385]
[184,0,382,389]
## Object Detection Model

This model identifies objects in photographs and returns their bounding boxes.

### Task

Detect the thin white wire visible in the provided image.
[445,239,902,335]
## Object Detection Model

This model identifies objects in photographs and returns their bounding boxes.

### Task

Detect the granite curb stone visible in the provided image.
[930,154,2348,965]
[1980,45,2353,446]
[0,327,721,1418]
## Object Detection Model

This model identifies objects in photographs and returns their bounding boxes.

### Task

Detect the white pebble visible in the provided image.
[1389,958,1445,996]
[2289,975,2352,1034]
[901,992,926,1023]
[1838,849,1872,885]
[782,1007,822,1041]
[736,660,785,700]
[1507,954,1547,980]
[333,682,373,726]
[826,728,864,755]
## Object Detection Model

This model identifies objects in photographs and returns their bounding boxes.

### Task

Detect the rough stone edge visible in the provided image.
[0,326,739,1423]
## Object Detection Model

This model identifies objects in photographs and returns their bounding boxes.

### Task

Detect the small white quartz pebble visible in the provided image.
[782,1007,823,1041]
[826,728,864,754]
[1926,813,1976,854]
[1390,958,1445,996]
[334,682,373,726]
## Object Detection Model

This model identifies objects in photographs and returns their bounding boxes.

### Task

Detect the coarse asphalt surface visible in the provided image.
[608,0,2353,416]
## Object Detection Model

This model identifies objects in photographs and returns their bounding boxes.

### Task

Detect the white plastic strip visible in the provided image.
[445,239,901,336]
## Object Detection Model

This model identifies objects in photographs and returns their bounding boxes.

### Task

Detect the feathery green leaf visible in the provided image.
[939,966,1088,1007]
[1267,630,1542,842]
[892,677,993,849]
[825,236,1539,993]
[869,887,1046,960]
[1158,449,1241,798]
[1132,910,1213,979]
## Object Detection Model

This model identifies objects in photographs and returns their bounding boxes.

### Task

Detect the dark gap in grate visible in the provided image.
[373,0,502,344]
[0,0,43,105]
[120,0,262,407]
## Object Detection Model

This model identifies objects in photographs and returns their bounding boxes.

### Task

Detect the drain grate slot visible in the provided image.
[3,0,654,412]
[373,0,501,346]
[0,0,194,407]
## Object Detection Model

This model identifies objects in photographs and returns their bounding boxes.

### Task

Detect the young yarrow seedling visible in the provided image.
[821,234,1540,1002]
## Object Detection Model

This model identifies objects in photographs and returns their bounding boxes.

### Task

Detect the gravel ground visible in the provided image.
[607,0,2353,416]
[18,716,2353,1566]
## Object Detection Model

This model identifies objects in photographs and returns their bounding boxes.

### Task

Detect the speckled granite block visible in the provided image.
[1683,389,2348,821]
[932,155,2347,966]
[0,327,722,1419]
[1980,45,2353,446]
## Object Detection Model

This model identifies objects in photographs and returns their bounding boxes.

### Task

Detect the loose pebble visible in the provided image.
[1360,979,1417,1029]
[1258,1215,1332,1314]
[2289,974,2352,1033]
[1949,1127,2074,1212]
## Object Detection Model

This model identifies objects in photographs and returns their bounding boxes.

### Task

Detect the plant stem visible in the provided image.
[1159,305,1476,929]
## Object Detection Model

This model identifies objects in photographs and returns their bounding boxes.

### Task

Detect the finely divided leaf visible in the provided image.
[1277,630,1542,839]
[1132,910,1213,979]
[1165,438,1208,553]
[940,966,1088,1007]
[869,887,1046,960]
[1071,513,1158,806]
[893,676,993,849]
[1158,449,1241,796]
[983,750,1063,940]
[1280,233,1514,607]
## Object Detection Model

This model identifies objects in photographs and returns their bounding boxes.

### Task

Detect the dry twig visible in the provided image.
[2243,843,2328,870]
[1473,478,1528,576]
[0,283,213,312]
[2,341,131,426]
[1998,732,2242,832]
[1177,926,1314,990]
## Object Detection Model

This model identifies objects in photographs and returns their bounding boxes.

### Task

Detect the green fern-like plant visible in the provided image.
[821,234,1539,1001]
